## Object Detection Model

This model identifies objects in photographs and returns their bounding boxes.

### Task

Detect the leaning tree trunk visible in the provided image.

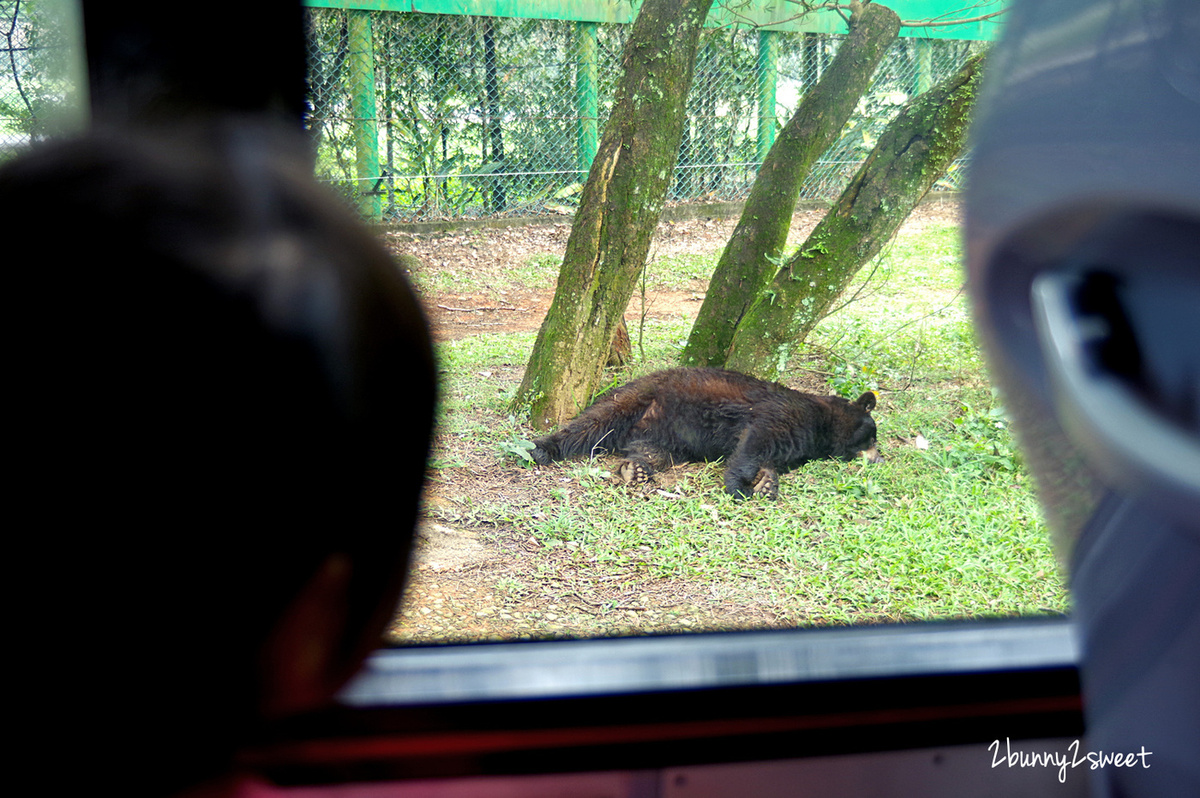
[512,0,714,429]
[681,1,900,368]
[724,52,986,380]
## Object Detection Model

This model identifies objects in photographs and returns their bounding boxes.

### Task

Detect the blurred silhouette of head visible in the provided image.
[967,0,1199,794]
[3,119,436,795]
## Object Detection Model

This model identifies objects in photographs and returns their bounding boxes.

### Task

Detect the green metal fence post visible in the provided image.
[912,38,934,95]
[756,29,777,162]
[348,9,381,220]
[574,21,598,177]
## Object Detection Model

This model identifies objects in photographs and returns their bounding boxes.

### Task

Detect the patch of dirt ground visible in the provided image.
[384,200,961,645]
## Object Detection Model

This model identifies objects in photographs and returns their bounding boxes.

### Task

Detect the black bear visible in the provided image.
[530,367,882,499]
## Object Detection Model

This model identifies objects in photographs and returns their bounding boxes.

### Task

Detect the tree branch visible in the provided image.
[901,10,1007,28]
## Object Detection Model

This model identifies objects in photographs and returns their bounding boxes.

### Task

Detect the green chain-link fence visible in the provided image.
[1,4,984,219]
[304,9,984,223]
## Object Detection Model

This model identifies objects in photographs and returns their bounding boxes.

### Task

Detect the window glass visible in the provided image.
[307,11,1066,645]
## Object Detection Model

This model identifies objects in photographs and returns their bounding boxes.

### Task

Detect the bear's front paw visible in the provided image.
[617,460,652,485]
[751,468,779,500]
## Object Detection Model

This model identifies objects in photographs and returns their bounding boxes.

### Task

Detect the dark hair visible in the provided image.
[3,122,436,794]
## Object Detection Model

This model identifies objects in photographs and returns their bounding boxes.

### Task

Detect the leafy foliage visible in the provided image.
[0,0,78,153]
[923,399,1022,477]
[498,435,537,465]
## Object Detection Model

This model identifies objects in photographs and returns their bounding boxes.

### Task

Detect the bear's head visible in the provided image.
[838,392,883,464]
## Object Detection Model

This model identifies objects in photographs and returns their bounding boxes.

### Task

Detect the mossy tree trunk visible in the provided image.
[724,52,986,380]
[682,1,900,367]
[512,0,714,429]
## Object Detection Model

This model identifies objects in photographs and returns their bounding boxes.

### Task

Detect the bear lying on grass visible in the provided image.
[531,367,882,499]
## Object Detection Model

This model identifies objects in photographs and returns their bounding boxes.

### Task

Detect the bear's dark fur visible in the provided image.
[531,367,882,499]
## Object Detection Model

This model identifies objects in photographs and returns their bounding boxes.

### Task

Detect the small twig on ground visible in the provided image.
[437,304,524,312]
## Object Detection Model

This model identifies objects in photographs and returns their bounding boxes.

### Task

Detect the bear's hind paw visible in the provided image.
[617,460,653,485]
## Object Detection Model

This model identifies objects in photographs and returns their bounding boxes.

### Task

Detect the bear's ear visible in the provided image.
[855,391,877,413]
